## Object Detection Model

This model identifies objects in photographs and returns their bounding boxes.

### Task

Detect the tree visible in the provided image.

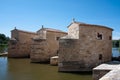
[0,33,9,44]
[112,40,120,48]
[0,33,10,53]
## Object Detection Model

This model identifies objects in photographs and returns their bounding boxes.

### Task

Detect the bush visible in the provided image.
[0,33,9,53]
[0,44,8,53]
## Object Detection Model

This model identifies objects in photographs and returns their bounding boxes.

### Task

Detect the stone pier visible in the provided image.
[93,61,120,80]
[50,56,58,66]
[58,21,113,72]
[30,28,67,62]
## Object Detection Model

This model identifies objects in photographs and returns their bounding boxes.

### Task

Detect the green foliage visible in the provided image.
[0,33,9,44]
[112,40,120,48]
[0,44,8,53]
[0,33,9,53]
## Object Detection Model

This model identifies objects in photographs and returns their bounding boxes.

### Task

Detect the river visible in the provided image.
[0,48,119,80]
[0,57,92,80]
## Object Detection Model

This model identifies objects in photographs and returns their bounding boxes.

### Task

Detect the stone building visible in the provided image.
[58,21,113,72]
[8,28,37,58]
[30,27,67,62]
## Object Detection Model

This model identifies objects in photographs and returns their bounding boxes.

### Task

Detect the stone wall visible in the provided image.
[68,23,79,39]
[30,30,67,62]
[30,39,50,62]
[58,39,93,71]
[58,22,113,72]
[8,29,37,58]
[93,69,110,80]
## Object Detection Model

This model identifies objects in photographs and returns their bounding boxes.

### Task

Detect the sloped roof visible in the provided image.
[67,21,113,31]
[37,28,67,33]
[11,28,36,34]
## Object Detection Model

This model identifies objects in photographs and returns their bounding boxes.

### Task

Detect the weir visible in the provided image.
[93,61,120,80]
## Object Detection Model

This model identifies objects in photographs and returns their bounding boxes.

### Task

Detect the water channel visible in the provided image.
[0,57,92,80]
[0,48,119,80]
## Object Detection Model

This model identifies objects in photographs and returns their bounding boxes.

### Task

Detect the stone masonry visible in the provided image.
[30,28,67,62]
[58,21,113,72]
[8,27,67,60]
[8,28,37,58]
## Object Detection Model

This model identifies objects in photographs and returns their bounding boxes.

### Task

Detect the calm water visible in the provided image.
[112,48,120,57]
[0,48,119,80]
[0,57,92,80]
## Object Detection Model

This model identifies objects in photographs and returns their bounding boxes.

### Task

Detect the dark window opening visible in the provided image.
[99,54,102,60]
[97,33,102,40]
[109,36,112,40]
[56,50,59,55]
[56,37,60,40]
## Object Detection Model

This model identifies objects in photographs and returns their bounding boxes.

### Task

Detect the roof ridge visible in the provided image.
[37,27,67,33]
[68,21,113,30]
[12,29,36,34]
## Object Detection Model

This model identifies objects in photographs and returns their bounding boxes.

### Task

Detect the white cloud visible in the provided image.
[113,31,120,40]
[113,36,120,40]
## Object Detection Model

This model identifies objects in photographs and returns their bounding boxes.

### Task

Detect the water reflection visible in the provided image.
[0,57,92,80]
[1,48,119,80]
[0,57,8,80]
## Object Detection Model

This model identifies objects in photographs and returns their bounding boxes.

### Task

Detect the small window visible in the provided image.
[56,50,59,54]
[97,33,102,40]
[99,54,102,60]
[56,37,60,40]
[109,36,112,40]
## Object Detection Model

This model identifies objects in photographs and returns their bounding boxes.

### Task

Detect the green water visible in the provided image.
[0,57,92,80]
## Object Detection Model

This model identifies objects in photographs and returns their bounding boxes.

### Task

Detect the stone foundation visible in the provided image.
[58,61,92,72]
[30,39,54,62]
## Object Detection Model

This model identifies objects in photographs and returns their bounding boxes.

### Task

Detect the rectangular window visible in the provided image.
[109,36,112,40]
[99,54,102,60]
